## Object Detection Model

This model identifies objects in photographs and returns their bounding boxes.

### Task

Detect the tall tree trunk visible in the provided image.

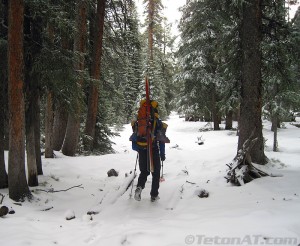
[1,0,9,151]
[238,0,267,164]
[51,34,72,151]
[8,0,31,201]
[24,5,39,186]
[32,15,43,174]
[148,0,154,62]
[0,0,8,189]
[44,24,55,158]
[84,0,106,151]
[62,0,87,156]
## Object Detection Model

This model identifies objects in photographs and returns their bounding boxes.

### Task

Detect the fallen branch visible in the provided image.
[35,184,84,193]
[40,206,54,211]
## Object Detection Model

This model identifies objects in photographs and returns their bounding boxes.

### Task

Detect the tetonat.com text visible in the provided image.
[184,234,299,245]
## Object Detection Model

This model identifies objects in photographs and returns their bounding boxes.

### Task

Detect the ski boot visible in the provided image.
[134,186,142,201]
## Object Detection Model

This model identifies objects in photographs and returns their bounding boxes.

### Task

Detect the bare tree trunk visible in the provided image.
[84,0,106,151]
[34,91,43,175]
[62,0,87,156]
[44,23,55,158]
[211,85,220,130]
[8,0,31,201]
[24,5,39,186]
[272,114,278,152]
[225,110,233,130]
[52,104,68,151]
[26,118,38,186]
[0,0,8,189]
[148,0,154,62]
[237,0,267,164]
[45,91,54,158]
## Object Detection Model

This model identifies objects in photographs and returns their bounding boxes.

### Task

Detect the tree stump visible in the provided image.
[225,134,269,186]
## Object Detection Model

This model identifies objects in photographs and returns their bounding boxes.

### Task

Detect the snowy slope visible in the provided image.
[1,113,300,246]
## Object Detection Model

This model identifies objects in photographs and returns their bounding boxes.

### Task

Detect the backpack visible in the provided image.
[135,99,159,147]
[129,99,170,149]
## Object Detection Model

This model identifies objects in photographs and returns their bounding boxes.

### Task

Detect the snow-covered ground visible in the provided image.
[1,113,300,246]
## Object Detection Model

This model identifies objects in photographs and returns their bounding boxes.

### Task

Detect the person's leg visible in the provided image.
[137,149,150,189]
[150,149,161,198]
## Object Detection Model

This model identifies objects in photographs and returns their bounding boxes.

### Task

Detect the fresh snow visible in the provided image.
[1,113,300,246]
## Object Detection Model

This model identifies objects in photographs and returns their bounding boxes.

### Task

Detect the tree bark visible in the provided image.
[62,0,87,156]
[45,91,54,158]
[225,110,233,130]
[237,0,267,164]
[272,114,278,152]
[24,5,40,186]
[8,0,31,201]
[211,84,220,130]
[0,77,8,188]
[52,104,68,151]
[84,0,106,151]
[148,0,154,62]
[0,0,8,189]
[44,23,55,158]
[34,91,43,175]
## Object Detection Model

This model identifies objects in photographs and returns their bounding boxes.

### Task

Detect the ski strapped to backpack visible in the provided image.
[145,77,154,172]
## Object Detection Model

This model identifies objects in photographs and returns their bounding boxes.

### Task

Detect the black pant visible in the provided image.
[137,147,161,197]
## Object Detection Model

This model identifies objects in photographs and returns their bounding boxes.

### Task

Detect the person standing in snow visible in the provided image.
[130,99,170,202]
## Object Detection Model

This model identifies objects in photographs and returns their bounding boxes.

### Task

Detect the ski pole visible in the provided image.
[160,161,165,182]
[129,153,139,198]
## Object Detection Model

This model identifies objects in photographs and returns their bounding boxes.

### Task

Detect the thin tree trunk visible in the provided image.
[8,0,31,201]
[45,91,54,158]
[211,85,220,130]
[225,110,233,130]
[44,23,55,158]
[62,0,87,156]
[84,0,106,151]
[237,0,267,164]
[32,16,43,174]
[34,91,43,175]
[148,0,154,62]
[272,114,278,152]
[52,104,68,151]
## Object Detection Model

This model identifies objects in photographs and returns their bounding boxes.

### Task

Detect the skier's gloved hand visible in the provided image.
[160,154,166,162]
